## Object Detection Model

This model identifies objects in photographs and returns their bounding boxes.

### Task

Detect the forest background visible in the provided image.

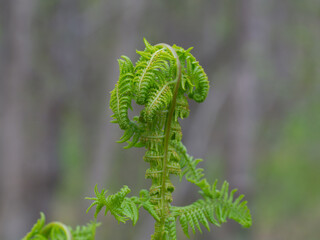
[0,0,319,239]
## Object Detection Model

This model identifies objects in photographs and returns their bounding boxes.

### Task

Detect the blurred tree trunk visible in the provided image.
[0,0,37,238]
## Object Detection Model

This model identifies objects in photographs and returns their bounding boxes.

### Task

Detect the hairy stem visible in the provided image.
[155,43,181,239]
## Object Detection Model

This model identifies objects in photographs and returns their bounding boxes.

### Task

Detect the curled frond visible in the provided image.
[185,54,209,103]
[134,45,174,105]
[22,213,99,240]
[110,56,134,130]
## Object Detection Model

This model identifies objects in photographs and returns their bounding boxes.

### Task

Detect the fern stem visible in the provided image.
[155,43,181,239]
[40,221,72,239]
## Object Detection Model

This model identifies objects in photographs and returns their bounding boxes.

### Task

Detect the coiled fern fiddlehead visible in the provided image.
[87,39,252,240]
[22,212,100,240]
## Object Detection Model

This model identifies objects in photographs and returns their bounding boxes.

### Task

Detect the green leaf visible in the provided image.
[171,181,252,237]
[134,46,174,105]
[143,84,173,122]
[165,217,177,240]
[110,56,134,130]
[71,221,101,240]
[86,185,139,225]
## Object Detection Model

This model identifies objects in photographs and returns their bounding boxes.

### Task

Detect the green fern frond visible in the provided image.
[22,212,46,240]
[134,45,174,105]
[143,84,173,122]
[22,213,99,240]
[71,221,100,240]
[173,92,190,121]
[171,46,194,92]
[101,39,251,239]
[110,56,134,130]
[165,217,177,240]
[169,141,215,197]
[142,38,154,52]
[171,181,251,237]
[86,186,109,218]
[86,185,139,224]
[183,158,204,183]
[117,119,144,149]
[136,189,160,222]
[121,198,139,225]
[170,141,203,182]
[41,222,72,240]
[185,55,209,103]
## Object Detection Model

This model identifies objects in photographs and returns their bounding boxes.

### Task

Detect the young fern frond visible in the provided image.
[110,56,134,130]
[184,55,209,103]
[23,38,252,240]
[134,40,174,105]
[86,185,139,224]
[143,83,173,122]
[171,181,251,238]
[117,118,143,149]
[71,222,100,240]
[165,217,177,240]
[136,189,161,222]
[170,141,203,181]
[89,38,251,240]
[23,213,99,240]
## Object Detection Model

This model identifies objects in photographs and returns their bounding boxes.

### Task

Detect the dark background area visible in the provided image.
[0,0,320,239]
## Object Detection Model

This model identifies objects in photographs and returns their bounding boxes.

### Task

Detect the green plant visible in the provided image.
[22,212,99,240]
[87,39,251,239]
[23,39,251,240]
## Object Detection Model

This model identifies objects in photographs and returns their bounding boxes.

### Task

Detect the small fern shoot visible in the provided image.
[85,38,252,240]
[22,212,100,240]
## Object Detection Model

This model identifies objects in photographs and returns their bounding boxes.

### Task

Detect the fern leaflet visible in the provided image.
[171,181,251,238]
[86,185,139,225]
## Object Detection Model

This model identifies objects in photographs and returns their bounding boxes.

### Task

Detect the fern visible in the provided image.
[22,212,46,240]
[171,181,251,237]
[23,38,251,239]
[134,39,174,105]
[165,217,177,240]
[86,38,252,239]
[135,189,161,222]
[143,83,173,122]
[184,55,209,103]
[86,185,139,224]
[22,212,99,240]
[110,56,134,130]
[71,222,100,240]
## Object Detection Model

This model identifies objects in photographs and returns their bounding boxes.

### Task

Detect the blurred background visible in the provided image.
[0,0,320,239]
